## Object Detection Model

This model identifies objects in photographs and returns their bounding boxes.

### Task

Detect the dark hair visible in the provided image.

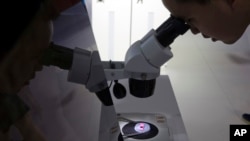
[1,0,43,55]
[176,0,210,4]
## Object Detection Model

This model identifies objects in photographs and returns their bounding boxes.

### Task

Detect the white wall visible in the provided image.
[92,0,170,61]
[92,0,131,61]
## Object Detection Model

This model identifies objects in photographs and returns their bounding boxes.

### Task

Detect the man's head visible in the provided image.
[0,0,80,94]
[162,0,250,44]
[175,0,209,4]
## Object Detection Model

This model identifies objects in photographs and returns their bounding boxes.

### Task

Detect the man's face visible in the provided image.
[0,0,81,94]
[162,0,248,44]
[0,8,53,94]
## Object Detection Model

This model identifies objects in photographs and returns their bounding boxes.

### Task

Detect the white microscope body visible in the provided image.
[42,16,189,141]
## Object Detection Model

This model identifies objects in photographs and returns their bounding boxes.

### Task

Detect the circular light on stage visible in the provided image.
[122,121,158,139]
[134,122,151,133]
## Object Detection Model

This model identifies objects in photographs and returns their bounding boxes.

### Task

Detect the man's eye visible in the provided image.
[185,18,194,24]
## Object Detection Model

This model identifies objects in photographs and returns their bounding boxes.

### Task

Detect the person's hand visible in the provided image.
[15,113,47,141]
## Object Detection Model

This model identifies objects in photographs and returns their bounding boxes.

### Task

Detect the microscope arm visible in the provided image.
[104,17,189,81]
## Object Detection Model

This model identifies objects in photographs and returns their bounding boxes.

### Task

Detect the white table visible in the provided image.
[110,75,189,141]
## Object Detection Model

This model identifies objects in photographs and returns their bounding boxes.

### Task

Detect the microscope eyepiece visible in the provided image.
[156,16,190,47]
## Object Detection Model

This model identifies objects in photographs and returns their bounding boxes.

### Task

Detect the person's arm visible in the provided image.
[0,93,29,132]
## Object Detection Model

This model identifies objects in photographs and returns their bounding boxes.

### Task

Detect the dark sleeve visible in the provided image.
[0,93,29,132]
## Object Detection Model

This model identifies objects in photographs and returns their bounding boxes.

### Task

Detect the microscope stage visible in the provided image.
[118,113,172,141]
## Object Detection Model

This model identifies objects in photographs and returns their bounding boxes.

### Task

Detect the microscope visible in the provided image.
[42,15,189,141]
